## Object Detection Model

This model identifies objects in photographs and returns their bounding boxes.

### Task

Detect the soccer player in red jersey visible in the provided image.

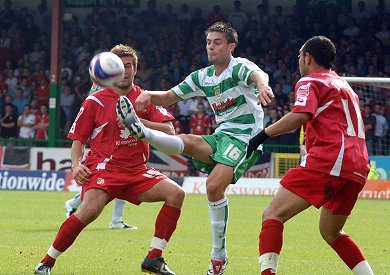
[246,36,374,275]
[34,44,184,275]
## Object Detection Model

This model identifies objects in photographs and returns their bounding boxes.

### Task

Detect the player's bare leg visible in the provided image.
[259,187,310,275]
[137,178,185,275]
[320,208,374,275]
[35,189,108,274]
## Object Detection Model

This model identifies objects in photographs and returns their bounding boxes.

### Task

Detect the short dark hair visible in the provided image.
[302,36,336,69]
[205,21,238,44]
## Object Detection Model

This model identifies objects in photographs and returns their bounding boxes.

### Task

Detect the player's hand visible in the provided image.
[72,164,91,185]
[257,85,274,106]
[246,130,269,158]
[135,91,152,113]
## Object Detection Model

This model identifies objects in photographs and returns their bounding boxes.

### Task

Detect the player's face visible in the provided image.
[298,47,308,77]
[114,56,137,89]
[206,32,235,66]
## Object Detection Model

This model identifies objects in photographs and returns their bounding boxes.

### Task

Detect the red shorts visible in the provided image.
[280,166,364,215]
[81,167,168,205]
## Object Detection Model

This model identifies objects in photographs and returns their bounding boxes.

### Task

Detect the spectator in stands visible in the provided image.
[17,104,35,138]
[189,101,211,135]
[29,42,45,64]
[177,98,197,134]
[0,0,16,29]
[34,76,49,108]
[354,1,370,23]
[264,108,280,144]
[0,87,4,115]
[4,68,17,97]
[375,21,390,46]
[20,14,40,52]
[136,59,152,90]
[73,73,90,108]
[12,87,28,114]
[60,83,75,136]
[34,103,49,140]
[208,5,226,25]
[362,104,376,155]
[0,102,17,137]
[373,102,389,155]
[342,16,360,39]
[4,93,16,117]
[0,27,11,48]
[18,76,32,102]
[0,73,8,92]
[227,0,249,34]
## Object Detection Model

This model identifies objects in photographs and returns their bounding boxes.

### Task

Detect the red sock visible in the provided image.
[147,204,181,259]
[259,219,284,275]
[41,215,85,265]
[331,234,366,270]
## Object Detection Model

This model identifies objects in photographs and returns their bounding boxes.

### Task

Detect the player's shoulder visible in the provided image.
[232,56,258,67]
[297,71,338,88]
[85,88,115,106]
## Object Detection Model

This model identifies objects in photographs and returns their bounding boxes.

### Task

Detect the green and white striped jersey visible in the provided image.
[171,56,264,144]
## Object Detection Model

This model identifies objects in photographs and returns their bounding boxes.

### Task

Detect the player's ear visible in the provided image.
[229,42,236,54]
[305,52,312,65]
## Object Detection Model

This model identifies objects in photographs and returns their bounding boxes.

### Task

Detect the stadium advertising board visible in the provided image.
[29,148,272,178]
[182,177,390,199]
[0,170,68,191]
[182,177,281,196]
[369,157,390,179]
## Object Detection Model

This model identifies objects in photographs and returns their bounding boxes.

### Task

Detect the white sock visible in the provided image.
[111,199,126,224]
[352,260,374,275]
[259,252,279,273]
[66,193,81,209]
[143,128,184,155]
[209,197,228,261]
[47,246,62,259]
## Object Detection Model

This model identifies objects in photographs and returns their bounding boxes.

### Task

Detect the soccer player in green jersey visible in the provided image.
[118,22,274,275]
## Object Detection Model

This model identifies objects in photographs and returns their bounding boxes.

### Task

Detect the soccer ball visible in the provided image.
[89,52,125,87]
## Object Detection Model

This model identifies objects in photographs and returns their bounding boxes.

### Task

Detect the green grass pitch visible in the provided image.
[0,191,389,274]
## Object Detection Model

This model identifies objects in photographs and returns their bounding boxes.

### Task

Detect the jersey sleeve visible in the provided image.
[144,104,175,123]
[234,57,261,86]
[171,69,206,100]
[67,99,96,144]
[291,80,319,116]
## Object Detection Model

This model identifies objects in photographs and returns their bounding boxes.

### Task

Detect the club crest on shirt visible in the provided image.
[295,83,310,106]
[214,86,221,99]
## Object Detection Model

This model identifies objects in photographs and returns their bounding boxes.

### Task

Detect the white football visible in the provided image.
[89,52,125,87]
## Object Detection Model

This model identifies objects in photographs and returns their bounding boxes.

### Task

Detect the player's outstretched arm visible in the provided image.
[246,112,311,158]
[249,70,274,106]
[136,90,180,112]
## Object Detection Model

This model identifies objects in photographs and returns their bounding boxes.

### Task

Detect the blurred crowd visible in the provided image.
[0,0,389,154]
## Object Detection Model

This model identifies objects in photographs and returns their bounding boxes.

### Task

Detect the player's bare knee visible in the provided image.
[167,186,185,207]
[206,182,224,200]
[319,227,341,244]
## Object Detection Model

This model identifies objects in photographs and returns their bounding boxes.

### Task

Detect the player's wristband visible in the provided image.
[246,130,269,158]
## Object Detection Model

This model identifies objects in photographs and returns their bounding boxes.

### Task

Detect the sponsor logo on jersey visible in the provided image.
[295,83,310,106]
[212,98,236,111]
